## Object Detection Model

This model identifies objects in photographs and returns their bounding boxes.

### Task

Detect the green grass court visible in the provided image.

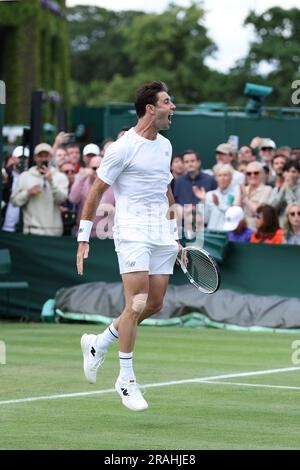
[1,323,300,450]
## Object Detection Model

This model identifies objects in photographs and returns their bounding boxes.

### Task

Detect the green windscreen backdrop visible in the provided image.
[0,231,299,320]
[71,105,300,169]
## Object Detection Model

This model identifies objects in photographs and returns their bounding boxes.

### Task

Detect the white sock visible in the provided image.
[94,322,119,352]
[119,351,135,382]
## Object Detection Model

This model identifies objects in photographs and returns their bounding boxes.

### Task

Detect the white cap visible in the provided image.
[83,143,100,156]
[259,138,276,150]
[223,206,245,231]
[12,146,30,158]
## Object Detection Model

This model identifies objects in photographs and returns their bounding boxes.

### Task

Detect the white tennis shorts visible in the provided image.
[115,240,179,275]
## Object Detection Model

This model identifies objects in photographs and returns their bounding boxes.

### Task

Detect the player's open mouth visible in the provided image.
[168,112,174,124]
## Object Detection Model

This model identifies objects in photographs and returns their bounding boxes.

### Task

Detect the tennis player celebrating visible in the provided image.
[77,81,180,412]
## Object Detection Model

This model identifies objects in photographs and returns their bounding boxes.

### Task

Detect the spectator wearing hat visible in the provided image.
[173,150,217,206]
[269,160,300,227]
[282,202,300,245]
[223,206,253,243]
[235,161,272,230]
[82,143,101,167]
[258,138,276,182]
[11,143,68,236]
[1,146,29,232]
[250,204,283,244]
[210,143,245,191]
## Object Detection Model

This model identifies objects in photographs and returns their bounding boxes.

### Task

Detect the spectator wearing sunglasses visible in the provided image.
[269,160,300,227]
[250,204,283,244]
[69,156,115,238]
[234,162,272,230]
[282,203,300,245]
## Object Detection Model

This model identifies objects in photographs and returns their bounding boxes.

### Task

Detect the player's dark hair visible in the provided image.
[134,81,168,118]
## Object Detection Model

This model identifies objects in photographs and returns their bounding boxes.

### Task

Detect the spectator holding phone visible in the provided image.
[11,143,68,235]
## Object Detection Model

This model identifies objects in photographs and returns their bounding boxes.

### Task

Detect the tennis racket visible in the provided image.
[177,246,220,294]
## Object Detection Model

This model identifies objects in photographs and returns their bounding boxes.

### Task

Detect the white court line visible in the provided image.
[200,381,300,391]
[0,366,299,406]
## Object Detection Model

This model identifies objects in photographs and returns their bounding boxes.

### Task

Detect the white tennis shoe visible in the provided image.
[115,377,148,411]
[80,333,105,384]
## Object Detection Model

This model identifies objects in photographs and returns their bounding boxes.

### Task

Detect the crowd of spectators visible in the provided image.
[1,131,300,245]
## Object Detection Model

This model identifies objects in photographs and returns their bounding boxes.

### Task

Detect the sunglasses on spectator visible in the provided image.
[255,213,263,219]
[246,171,260,176]
[91,167,98,171]
[289,211,300,216]
[261,147,273,151]
[63,170,75,174]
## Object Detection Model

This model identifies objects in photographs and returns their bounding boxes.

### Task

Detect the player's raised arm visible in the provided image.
[76,177,110,275]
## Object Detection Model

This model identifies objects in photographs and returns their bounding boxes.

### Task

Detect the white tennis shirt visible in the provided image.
[97,128,173,243]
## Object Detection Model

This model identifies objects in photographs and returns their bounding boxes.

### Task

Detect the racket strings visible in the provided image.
[186,249,219,292]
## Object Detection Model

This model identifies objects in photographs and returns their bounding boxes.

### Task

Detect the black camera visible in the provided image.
[41,160,49,167]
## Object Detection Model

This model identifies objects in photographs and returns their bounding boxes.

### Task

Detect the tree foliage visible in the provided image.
[68,4,300,107]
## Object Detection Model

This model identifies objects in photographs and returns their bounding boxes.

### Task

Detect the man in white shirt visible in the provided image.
[77,81,179,412]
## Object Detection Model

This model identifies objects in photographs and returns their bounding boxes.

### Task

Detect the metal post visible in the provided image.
[0,81,6,225]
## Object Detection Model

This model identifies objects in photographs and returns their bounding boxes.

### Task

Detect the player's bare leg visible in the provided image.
[114,271,149,411]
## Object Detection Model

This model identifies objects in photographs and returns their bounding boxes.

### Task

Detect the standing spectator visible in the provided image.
[66,142,81,173]
[82,143,100,168]
[258,138,276,182]
[69,156,115,238]
[59,161,77,236]
[250,204,283,244]
[11,143,68,236]
[1,146,29,232]
[269,160,300,227]
[235,161,272,230]
[53,146,68,170]
[173,150,217,206]
[238,145,256,163]
[223,206,253,242]
[282,203,300,245]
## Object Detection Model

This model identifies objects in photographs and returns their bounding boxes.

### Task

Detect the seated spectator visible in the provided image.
[192,164,235,230]
[237,160,249,175]
[1,145,29,232]
[270,152,288,188]
[11,143,68,236]
[235,161,272,230]
[269,160,300,227]
[282,202,300,245]
[291,147,300,161]
[173,150,217,206]
[223,206,253,242]
[170,154,184,192]
[250,204,283,244]
[212,143,245,190]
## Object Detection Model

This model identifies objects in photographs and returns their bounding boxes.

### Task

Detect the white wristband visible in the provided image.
[77,220,93,242]
[169,218,179,240]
